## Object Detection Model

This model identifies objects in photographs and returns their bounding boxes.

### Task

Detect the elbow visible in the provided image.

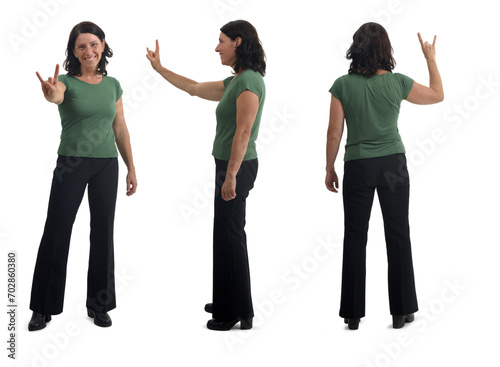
[327,133,341,142]
[235,129,251,145]
[188,82,200,97]
[240,131,252,143]
[327,129,342,142]
[433,90,445,103]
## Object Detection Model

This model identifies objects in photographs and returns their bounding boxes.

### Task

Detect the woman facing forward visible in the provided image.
[146,20,265,331]
[325,23,443,330]
[29,21,136,331]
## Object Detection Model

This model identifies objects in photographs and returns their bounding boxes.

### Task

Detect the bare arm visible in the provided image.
[113,97,137,196]
[36,64,66,104]
[221,90,259,201]
[407,33,444,105]
[325,95,345,193]
[146,39,225,101]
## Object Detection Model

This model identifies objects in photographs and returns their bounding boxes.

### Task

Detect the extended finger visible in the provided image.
[155,39,159,53]
[432,35,437,47]
[53,64,59,80]
[36,71,45,84]
[417,32,424,47]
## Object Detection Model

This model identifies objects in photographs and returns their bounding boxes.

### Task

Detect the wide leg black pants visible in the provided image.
[212,158,258,321]
[340,153,418,319]
[30,155,118,315]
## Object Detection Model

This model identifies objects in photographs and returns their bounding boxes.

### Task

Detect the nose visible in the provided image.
[215,43,221,53]
[83,45,93,55]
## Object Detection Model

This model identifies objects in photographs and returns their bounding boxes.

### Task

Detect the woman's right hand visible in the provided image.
[417,33,437,63]
[407,33,443,105]
[146,39,162,71]
[36,64,64,104]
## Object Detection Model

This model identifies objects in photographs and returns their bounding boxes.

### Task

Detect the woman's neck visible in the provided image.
[78,67,102,83]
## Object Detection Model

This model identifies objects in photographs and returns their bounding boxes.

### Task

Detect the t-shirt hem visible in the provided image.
[212,153,258,161]
[57,151,119,159]
[344,148,406,161]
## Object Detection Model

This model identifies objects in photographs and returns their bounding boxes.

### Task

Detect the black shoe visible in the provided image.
[207,317,253,331]
[28,312,51,331]
[204,303,213,313]
[344,318,360,330]
[87,309,112,327]
[392,313,415,329]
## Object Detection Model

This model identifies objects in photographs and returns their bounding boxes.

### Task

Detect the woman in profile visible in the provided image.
[325,23,443,330]
[146,20,265,331]
[29,21,136,331]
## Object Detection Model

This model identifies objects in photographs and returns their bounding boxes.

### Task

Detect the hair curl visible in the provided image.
[220,20,266,77]
[63,21,113,76]
[346,22,395,78]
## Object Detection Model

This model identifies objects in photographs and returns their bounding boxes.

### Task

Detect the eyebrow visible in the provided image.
[75,40,99,47]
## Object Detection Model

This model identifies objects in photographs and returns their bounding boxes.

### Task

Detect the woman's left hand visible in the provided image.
[325,169,339,193]
[221,176,237,201]
[126,170,137,196]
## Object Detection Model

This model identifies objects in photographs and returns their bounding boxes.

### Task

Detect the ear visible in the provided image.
[102,39,106,52]
[234,37,242,47]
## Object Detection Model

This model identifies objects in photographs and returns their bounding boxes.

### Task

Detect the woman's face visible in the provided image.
[215,32,239,67]
[73,33,105,70]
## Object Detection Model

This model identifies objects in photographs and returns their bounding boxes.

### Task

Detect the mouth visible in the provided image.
[83,55,97,63]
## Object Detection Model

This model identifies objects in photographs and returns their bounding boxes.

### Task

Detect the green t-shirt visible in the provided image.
[329,72,414,161]
[57,74,123,158]
[213,69,266,161]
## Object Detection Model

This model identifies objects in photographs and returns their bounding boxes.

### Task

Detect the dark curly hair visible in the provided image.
[346,22,395,78]
[63,21,113,76]
[220,20,266,77]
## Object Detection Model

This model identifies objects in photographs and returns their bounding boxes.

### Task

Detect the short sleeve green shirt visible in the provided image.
[213,69,266,161]
[329,72,414,161]
[57,74,123,158]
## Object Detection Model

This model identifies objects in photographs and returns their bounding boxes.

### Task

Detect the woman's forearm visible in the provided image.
[154,66,198,96]
[326,135,341,172]
[427,60,444,101]
[226,132,251,179]
[326,96,345,172]
[115,126,135,172]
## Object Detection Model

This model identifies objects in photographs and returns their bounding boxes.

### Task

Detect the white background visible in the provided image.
[1,0,499,366]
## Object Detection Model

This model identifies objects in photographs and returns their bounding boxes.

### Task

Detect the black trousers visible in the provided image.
[212,158,258,321]
[340,153,418,318]
[30,155,118,315]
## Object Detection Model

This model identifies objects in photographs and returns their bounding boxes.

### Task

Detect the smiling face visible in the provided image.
[73,33,105,71]
[215,32,240,67]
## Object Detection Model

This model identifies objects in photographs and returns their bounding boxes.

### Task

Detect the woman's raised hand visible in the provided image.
[36,64,63,103]
[146,40,162,71]
[418,33,437,63]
